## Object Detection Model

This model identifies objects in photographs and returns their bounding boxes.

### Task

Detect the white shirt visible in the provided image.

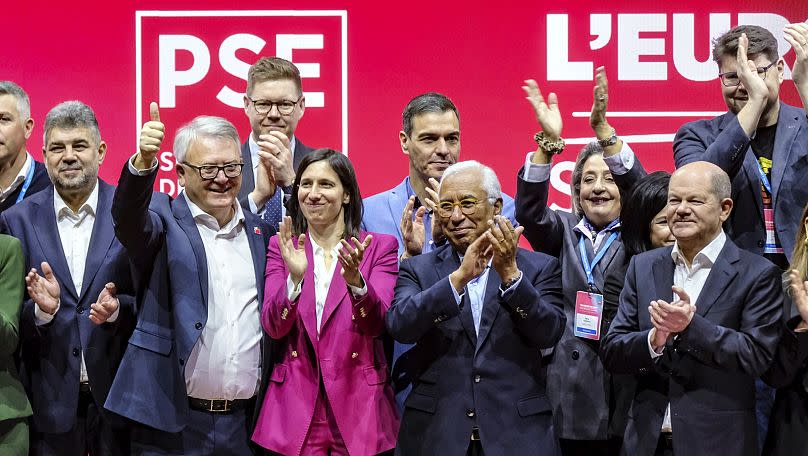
[286,235,367,335]
[0,152,33,203]
[247,134,297,214]
[35,182,114,384]
[647,230,727,432]
[449,256,523,335]
[182,194,263,400]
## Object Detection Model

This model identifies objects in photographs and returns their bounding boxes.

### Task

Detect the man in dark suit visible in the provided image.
[0,101,136,455]
[0,81,51,214]
[386,161,565,455]
[602,161,783,456]
[104,104,275,455]
[239,57,315,226]
[674,24,808,269]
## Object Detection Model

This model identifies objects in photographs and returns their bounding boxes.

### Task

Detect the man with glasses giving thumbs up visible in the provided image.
[105,103,275,455]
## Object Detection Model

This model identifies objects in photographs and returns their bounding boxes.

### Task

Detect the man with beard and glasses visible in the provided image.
[0,101,137,455]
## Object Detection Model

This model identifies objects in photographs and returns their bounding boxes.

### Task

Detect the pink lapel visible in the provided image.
[297,236,319,347]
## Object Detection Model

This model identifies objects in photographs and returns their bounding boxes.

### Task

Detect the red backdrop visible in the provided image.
[6,1,807,211]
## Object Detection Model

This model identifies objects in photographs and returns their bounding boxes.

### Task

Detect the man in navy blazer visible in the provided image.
[674,24,808,268]
[238,57,315,223]
[0,101,136,455]
[386,161,565,455]
[104,106,274,454]
[364,93,517,410]
[602,162,783,456]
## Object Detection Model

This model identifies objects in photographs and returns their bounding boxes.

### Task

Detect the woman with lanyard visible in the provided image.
[514,67,647,456]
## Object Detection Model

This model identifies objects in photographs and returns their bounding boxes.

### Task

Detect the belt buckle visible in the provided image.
[208,399,230,413]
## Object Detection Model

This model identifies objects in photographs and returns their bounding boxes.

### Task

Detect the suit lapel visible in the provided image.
[695,241,739,317]
[298,237,319,345]
[79,181,115,303]
[172,193,209,308]
[243,215,268,308]
[741,153,764,221]
[771,103,800,205]
[32,187,79,301]
[652,248,675,303]
[435,246,477,346]
[387,179,410,238]
[475,266,502,352]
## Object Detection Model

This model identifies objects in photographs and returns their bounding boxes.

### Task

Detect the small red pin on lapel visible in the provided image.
[254,227,261,235]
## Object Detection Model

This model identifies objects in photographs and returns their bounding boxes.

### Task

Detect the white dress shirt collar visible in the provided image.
[671,230,726,270]
[0,152,34,201]
[53,179,99,219]
[182,192,244,235]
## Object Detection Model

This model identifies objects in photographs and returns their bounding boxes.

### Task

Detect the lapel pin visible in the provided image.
[254,227,261,235]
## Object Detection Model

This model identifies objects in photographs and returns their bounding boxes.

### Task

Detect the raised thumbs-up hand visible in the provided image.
[135,102,164,170]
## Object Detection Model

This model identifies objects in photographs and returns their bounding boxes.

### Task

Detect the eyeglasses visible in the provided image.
[248,97,301,115]
[718,62,776,87]
[182,162,244,180]
[436,198,485,218]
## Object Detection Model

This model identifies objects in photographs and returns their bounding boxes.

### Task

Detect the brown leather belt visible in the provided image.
[188,397,253,413]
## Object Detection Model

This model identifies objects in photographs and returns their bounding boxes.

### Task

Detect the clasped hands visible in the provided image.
[649,286,697,352]
[449,216,524,291]
[25,261,120,325]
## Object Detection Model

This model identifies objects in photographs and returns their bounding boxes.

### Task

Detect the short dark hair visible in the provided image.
[712,25,779,63]
[402,92,459,136]
[247,57,302,97]
[288,149,363,240]
[620,171,671,257]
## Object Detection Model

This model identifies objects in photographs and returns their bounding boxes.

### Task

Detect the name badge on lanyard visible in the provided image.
[573,232,617,341]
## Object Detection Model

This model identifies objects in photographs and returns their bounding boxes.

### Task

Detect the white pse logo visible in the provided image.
[135,10,348,195]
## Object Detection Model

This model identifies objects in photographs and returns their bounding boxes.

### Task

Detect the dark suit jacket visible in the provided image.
[761,314,808,456]
[602,240,783,456]
[0,182,137,433]
[237,136,316,206]
[386,244,566,455]
[104,165,274,433]
[0,235,32,424]
[514,160,646,440]
[0,159,51,214]
[674,102,808,260]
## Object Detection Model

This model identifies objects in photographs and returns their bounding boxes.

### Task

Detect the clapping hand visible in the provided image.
[25,262,60,315]
[278,216,307,285]
[89,283,120,325]
[338,235,373,288]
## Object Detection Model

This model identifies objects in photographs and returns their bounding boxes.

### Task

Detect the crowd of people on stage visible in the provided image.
[1,22,808,456]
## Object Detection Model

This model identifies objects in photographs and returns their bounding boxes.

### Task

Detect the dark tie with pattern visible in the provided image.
[262,189,284,228]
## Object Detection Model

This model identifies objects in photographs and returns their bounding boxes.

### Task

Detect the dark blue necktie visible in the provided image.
[262,189,283,228]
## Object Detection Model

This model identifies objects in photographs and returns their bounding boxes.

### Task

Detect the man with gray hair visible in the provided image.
[105,103,275,454]
[0,81,51,214]
[363,92,518,410]
[602,161,783,455]
[0,100,137,455]
[386,160,565,455]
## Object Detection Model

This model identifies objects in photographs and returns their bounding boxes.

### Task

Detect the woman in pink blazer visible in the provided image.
[252,149,399,455]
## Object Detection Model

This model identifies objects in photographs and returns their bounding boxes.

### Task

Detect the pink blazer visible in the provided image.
[252,231,400,455]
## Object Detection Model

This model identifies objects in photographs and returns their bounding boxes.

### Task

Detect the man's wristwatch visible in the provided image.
[597,128,618,148]
[534,132,565,154]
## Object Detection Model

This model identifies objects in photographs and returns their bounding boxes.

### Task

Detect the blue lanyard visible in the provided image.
[14,161,36,204]
[754,159,772,194]
[578,231,618,287]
